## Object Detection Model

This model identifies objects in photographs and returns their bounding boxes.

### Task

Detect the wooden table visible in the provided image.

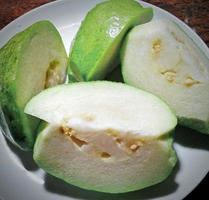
[0,0,209,199]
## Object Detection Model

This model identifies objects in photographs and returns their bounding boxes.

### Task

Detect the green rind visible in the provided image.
[179,117,209,135]
[68,0,153,81]
[0,26,35,149]
[0,20,67,150]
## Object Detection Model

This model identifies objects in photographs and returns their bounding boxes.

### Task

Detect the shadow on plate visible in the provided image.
[6,139,39,171]
[175,126,209,151]
[106,65,124,83]
[44,162,179,200]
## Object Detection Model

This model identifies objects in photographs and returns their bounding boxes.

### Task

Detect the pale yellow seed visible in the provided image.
[60,126,75,136]
[152,39,162,54]
[184,76,200,87]
[161,71,176,83]
[166,74,175,82]
[130,144,139,151]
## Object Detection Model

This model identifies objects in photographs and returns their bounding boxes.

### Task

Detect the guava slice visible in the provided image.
[122,19,209,134]
[0,20,68,150]
[25,81,177,193]
[68,0,153,81]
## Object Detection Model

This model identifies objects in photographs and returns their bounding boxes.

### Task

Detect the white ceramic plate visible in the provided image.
[0,0,209,200]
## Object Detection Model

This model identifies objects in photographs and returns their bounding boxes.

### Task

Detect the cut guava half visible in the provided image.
[25,81,177,193]
[0,20,68,150]
[122,19,209,134]
[68,0,153,81]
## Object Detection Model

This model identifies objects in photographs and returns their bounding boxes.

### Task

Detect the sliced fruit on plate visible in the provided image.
[122,19,209,134]
[25,81,177,193]
[0,20,68,150]
[68,0,153,81]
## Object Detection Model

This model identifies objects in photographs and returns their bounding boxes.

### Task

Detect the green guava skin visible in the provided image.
[0,21,67,150]
[68,0,153,81]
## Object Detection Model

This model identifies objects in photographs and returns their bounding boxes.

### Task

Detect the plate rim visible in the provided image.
[0,0,209,200]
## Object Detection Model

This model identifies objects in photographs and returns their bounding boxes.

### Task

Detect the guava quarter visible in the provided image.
[68,0,153,81]
[25,81,177,193]
[0,21,67,150]
[122,19,209,134]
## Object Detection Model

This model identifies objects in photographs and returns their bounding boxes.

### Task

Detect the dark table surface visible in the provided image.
[0,0,209,199]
